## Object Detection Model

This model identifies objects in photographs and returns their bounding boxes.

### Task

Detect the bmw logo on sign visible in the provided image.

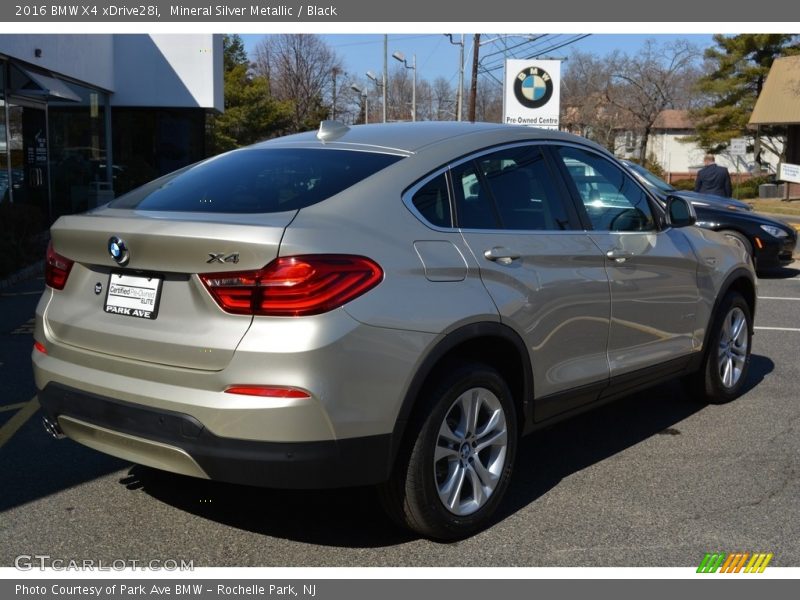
[108,236,130,266]
[513,66,554,109]
[504,59,561,130]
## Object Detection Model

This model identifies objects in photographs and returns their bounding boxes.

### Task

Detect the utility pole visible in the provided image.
[457,34,464,121]
[468,33,480,122]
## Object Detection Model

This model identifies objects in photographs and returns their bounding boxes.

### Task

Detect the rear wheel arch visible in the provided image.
[389,322,533,467]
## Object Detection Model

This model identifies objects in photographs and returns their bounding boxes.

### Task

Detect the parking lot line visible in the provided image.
[758,296,800,300]
[754,326,800,332]
[0,396,39,450]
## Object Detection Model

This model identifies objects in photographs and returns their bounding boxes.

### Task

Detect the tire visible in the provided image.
[379,362,518,540]
[720,230,753,262]
[688,291,752,404]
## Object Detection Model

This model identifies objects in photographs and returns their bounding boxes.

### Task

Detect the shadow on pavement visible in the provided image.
[124,356,774,547]
[758,265,800,279]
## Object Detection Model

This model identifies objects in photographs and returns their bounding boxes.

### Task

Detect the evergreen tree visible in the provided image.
[209,34,292,153]
[688,34,799,159]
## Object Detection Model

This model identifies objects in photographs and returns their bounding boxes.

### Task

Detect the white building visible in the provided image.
[0,34,223,221]
[614,109,781,183]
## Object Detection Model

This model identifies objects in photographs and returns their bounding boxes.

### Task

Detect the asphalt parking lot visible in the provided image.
[1,260,799,568]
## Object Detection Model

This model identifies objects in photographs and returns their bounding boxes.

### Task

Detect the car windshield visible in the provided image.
[109,148,403,213]
[624,161,675,194]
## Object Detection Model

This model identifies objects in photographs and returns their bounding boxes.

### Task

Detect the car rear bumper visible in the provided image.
[38,382,393,489]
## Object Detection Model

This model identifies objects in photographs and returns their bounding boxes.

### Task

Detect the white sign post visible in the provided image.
[503,59,561,130]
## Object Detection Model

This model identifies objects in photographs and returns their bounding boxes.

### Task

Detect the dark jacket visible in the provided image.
[695,163,732,198]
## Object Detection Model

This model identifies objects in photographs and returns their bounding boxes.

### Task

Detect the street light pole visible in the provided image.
[383,34,388,123]
[392,51,417,122]
[412,54,416,122]
[366,71,384,123]
[351,84,368,124]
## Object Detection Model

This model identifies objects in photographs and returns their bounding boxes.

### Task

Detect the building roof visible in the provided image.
[749,55,800,125]
[652,109,695,130]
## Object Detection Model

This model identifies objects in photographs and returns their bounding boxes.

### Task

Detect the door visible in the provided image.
[6,98,51,219]
[453,144,612,420]
[552,145,700,379]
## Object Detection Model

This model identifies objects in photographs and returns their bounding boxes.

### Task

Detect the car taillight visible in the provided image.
[199,255,383,317]
[45,241,74,290]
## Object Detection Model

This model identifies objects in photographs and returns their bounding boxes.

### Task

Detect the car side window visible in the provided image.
[476,145,572,230]
[452,162,501,229]
[556,147,656,232]
[411,172,452,228]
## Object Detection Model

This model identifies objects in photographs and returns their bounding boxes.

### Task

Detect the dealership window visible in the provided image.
[48,79,110,219]
[112,108,208,196]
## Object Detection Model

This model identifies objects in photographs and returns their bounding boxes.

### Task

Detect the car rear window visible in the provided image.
[108,148,403,213]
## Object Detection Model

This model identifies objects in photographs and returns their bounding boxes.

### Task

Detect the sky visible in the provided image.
[240,33,717,89]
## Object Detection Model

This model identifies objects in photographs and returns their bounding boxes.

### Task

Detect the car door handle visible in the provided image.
[484,247,521,265]
[606,249,635,263]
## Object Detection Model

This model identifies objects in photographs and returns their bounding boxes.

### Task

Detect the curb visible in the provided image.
[0,260,45,291]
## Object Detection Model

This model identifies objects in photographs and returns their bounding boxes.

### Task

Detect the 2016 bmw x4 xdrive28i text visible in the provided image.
[34,122,756,540]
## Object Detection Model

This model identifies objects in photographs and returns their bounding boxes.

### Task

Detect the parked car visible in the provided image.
[621,160,797,271]
[35,122,756,540]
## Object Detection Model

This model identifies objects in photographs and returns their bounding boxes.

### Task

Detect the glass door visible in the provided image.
[6,97,51,220]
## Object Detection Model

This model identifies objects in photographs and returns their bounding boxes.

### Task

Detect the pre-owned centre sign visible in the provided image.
[504,59,561,129]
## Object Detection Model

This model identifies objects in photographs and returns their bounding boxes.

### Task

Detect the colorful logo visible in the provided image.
[513,66,554,109]
[697,552,773,573]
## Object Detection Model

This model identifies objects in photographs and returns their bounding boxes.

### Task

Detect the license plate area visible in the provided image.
[104,272,163,320]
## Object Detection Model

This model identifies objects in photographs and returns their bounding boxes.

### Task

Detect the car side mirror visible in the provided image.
[666,195,696,228]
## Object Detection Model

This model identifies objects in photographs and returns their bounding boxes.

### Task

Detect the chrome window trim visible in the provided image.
[401,138,663,234]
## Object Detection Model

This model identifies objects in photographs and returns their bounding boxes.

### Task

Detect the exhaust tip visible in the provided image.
[42,416,65,440]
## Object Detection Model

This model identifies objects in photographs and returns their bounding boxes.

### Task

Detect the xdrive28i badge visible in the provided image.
[513,66,554,109]
[108,236,130,266]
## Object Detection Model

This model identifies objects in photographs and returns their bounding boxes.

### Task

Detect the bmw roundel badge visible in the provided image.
[513,66,554,109]
[108,236,130,266]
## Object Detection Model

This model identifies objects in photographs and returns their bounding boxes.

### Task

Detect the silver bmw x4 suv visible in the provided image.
[34,122,756,539]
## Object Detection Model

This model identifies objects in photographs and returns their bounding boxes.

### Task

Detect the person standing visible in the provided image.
[694,154,733,198]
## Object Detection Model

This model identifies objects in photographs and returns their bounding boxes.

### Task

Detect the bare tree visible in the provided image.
[387,65,413,122]
[254,34,344,132]
[563,43,702,158]
[562,50,634,151]
[431,77,455,120]
[474,77,503,123]
[605,39,701,162]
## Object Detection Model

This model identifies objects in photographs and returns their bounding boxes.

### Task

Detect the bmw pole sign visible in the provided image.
[504,59,561,129]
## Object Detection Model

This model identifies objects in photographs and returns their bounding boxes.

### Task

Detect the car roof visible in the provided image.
[252,121,606,157]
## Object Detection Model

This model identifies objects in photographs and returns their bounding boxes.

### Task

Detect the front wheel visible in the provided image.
[380,363,518,540]
[689,291,752,404]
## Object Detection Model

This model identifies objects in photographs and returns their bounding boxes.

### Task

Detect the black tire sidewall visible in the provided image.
[703,292,752,403]
[405,364,518,539]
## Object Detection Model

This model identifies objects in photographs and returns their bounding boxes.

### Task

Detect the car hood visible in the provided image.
[694,203,796,231]
[673,190,753,212]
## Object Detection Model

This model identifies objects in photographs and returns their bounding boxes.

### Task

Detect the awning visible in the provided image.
[12,66,82,103]
[749,56,800,125]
